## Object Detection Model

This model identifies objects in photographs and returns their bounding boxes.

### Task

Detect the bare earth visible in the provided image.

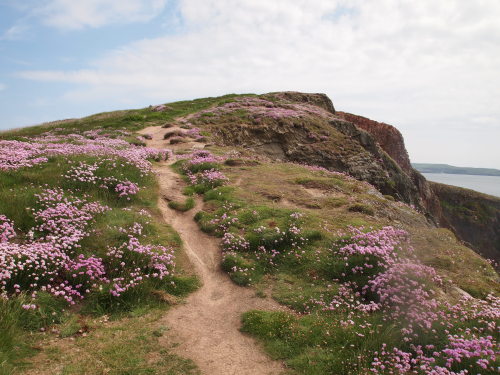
[139,125,287,375]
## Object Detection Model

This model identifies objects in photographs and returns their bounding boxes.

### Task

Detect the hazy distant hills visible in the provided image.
[412,163,500,176]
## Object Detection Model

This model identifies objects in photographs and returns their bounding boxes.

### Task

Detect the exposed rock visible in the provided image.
[151,104,172,112]
[431,182,500,262]
[337,112,442,223]
[193,93,423,209]
[224,159,261,167]
[268,91,336,114]
[187,91,497,261]
[337,112,411,174]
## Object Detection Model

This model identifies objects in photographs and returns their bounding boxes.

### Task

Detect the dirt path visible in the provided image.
[139,126,287,375]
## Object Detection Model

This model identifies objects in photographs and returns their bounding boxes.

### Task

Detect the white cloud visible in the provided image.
[0,83,6,91]
[18,0,500,167]
[0,23,29,40]
[34,0,168,30]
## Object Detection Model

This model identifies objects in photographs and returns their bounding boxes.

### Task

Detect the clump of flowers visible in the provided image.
[0,131,168,173]
[184,150,224,168]
[106,236,175,297]
[31,188,110,250]
[311,226,500,374]
[181,150,228,188]
[187,169,228,188]
[194,96,333,120]
[0,215,16,243]
[0,241,82,303]
[115,181,140,200]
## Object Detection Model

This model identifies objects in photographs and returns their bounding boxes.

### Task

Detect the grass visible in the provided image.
[171,147,499,374]
[0,141,200,373]
[2,92,499,375]
[17,309,200,375]
[0,94,249,140]
[168,197,195,212]
[240,310,399,375]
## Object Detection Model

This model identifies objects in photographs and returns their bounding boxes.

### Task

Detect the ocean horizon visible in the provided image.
[422,173,500,198]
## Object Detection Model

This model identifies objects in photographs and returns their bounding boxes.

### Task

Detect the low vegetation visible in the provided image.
[172,137,499,374]
[0,116,200,374]
[1,92,499,375]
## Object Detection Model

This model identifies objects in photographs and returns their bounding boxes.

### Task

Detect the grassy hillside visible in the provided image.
[1,92,499,375]
[0,103,219,374]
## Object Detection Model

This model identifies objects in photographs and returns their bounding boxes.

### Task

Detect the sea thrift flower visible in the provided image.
[115,181,140,199]
[0,215,16,242]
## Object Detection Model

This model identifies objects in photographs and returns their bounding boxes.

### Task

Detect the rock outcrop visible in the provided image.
[191,93,424,208]
[337,112,412,174]
[337,112,442,223]
[431,182,500,262]
[189,91,497,261]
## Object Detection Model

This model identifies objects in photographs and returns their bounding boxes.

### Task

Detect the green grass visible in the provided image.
[0,94,250,140]
[174,151,500,375]
[168,197,195,212]
[0,137,199,374]
[16,310,200,375]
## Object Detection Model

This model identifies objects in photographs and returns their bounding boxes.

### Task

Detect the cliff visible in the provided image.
[335,111,500,261]
[190,92,425,209]
[336,112,412,174]
[187,92,497,261]
[431,182,500,262]
[336,111,499,262]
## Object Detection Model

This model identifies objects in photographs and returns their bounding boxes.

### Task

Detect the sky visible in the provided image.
[1,0,499,169]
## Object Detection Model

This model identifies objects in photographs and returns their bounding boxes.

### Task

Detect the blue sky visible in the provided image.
[1,0,500,168]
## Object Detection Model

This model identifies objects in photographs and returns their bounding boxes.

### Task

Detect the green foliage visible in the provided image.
[221,253,260,286]
[203,186,237,203]
[348,203,374,216]
[241,310,405,375]
[0,94,249,140]
[168,197,195,212]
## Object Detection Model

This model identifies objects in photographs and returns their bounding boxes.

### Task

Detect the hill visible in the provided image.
[413,163,500,176]
[0,92,498,375]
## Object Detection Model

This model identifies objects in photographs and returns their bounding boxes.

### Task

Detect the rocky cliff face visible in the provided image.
[189,91,497,261]
[336,112,412,174]
[336,112,443,223]
[190,92,424,209]
[334,110,500,260]
[431,182,500,262]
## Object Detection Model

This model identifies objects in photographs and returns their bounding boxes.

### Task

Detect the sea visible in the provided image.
[422,173,500,198]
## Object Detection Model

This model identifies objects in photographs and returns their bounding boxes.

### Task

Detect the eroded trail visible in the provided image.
[139,126,286,375]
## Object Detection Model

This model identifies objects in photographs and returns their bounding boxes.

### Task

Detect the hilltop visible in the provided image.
[0,92,498,375]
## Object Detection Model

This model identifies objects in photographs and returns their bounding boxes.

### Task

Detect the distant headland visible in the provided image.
[412,163,500,176]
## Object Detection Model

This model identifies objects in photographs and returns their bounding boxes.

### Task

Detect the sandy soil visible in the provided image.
[139,125,287,375]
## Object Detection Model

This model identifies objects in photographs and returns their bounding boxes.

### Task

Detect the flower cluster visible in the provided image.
[0,241,82,303]
[0,215,16,243]
[181,150,228,188]
[370,332,499,374]
[183,150,224,166]
[187,169,228,188]
[31,188,110,250]
[115,181,140,200]
[313,226,500,374]
[0,130,168,173]
[194,96,333,120]
[106,236,175,297]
